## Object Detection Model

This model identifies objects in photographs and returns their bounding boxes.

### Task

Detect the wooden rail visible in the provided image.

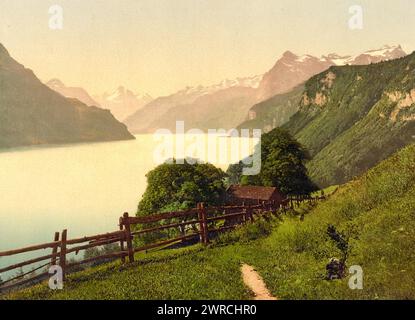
[0,195,322,292]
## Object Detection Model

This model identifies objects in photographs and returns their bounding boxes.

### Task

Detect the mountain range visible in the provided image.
[123,76,262,133]
[2,40,411,176]
[281,51,415,187]
[126,45,406,133]
[94,87,153,121]
[0,44,133,149]
[239,45,407,132]
[46,80,153,122]
[46,79,101,107]
[255,45,408,102]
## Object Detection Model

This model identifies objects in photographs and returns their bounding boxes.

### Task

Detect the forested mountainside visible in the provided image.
[283,52,415,187]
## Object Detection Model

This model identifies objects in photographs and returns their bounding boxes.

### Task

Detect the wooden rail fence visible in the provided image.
[0,196,323,292]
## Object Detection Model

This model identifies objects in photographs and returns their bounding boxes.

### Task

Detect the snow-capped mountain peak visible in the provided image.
[95,87,153,121]
[177,75,263,97]
[257,45,407,100]
[321,53,351,66]
[325,44,406,66]
[103,86,152,103]
[364,44,403,56]
[217,75,263,89]
[105,86,130,102]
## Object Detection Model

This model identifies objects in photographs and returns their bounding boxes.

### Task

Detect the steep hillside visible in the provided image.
[237,85,304,132]
[237,45,406,133]
[0,44,134,149]
[256,45,406,101]
[257,51,333,101]
[125,45,406,134]
[283,52,415,187]
[7,144,415,300]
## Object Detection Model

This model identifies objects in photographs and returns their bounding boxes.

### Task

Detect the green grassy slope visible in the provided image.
[250,143,415,299]
[5,144,415,300]
[237,85,304,133]
[283,53,415,187]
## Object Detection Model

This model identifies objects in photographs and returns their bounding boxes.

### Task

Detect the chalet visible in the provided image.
[226,185,286,206]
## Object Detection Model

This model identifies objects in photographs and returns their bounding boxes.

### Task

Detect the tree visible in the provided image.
[227,128,317,195]
[136,159,227,244]
[258,128,316,195]
[225,161,244,186]
[138,159,227,216]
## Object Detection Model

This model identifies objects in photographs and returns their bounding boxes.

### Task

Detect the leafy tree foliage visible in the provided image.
[228,128,317,195]
[257,128,316,195]
[138,159,227,216]
[225,161,244,186]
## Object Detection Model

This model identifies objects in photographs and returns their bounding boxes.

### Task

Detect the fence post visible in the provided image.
[51,231,60,266]
[123,212,134,263]
[197,203,209,245]
[119,218,126,264]
[59,229,67,282]
[247,205,254,222]
[201,203,209,245]
[197,203,205,244]
[242,201,247,223]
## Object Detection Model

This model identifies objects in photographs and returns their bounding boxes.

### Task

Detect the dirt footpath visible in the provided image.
[241,264,277,300]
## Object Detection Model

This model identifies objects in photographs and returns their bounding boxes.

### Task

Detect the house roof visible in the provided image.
[227,185,281,201]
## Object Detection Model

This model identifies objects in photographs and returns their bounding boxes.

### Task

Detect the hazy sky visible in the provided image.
[1,0,415,97]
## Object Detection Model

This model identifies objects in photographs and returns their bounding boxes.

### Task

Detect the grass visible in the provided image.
[4,144,415,300]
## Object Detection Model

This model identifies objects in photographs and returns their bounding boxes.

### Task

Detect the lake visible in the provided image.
[0,134,256,271]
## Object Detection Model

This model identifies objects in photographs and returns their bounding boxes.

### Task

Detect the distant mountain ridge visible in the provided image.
[124,75,262,133]
[256,51,333,101]
[238,45,407,133]
[0,44,134,149]
[46,80,153,122]
[125,45,406,133]
[94,87,153,121]
[323,45,406,66]
[46,79,101,107]
[256,45,406,101]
